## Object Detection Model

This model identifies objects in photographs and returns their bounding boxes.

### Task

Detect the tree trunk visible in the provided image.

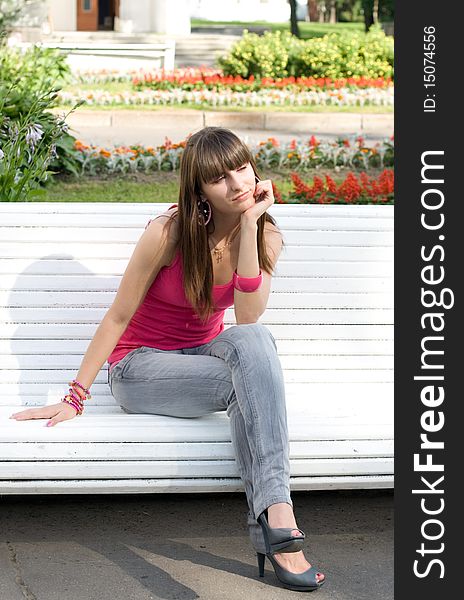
[328,0,337,23]
[373,0,379,23]
[288,0,300,37]
[307,0,319,22]
[362,0,374,32]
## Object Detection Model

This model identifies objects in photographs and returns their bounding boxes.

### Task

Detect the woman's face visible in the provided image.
[200,162,256,215]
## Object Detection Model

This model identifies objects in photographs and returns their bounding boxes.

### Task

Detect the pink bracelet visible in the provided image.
[233,269,263,293]
[69,388,84,405]
[69,379,91,399]
[62,395,83,416]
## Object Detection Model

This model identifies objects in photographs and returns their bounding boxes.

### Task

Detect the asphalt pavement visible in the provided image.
[1,489,393,600]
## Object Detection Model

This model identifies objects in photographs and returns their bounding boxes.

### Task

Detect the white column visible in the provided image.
[152,0,191,34]
[117,0,190,34]
[48,0,77,31]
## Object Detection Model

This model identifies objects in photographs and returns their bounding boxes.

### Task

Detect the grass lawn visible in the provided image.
[41,168,385,202]
[190,19,367,39]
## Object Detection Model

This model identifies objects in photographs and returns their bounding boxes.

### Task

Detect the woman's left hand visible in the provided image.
[241,179,275,224]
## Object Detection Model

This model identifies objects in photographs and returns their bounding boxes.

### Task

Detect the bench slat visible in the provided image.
[0,439,393,461]
[1,323,393,340]
[0,228,393,245]
[0,214,393,230]
[0,475,394,494]
[0,244,393,261]
[1,275,393,293]
[0,354,393,370]
[0,368,394,385]
[2,457,393,480]
[1,291,393,309]
[2,307,394,325]
[0,203,392,216]
[0,339,394,355]
[1,413,392,442]
[0,381,394,406]
[0,258,394,277]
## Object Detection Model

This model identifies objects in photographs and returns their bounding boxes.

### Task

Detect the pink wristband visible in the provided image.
[233,269,263,293]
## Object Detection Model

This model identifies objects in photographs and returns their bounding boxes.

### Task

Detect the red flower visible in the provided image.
[308,135,319,148]
[272,181,284,204]
[337,172,362,202]
[325,175,338,194]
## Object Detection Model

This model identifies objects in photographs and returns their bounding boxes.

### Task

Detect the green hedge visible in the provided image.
[218,25,394,80]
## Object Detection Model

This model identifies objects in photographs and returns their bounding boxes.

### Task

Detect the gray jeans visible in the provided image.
[108,322,293,553]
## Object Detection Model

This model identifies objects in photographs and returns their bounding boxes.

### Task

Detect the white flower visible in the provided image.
[0,148,4,160]
[25,123,44,149]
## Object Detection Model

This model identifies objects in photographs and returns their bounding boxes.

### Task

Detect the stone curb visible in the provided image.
[61,109,393,137]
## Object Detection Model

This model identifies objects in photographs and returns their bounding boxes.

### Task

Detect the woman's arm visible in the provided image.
[234,180,283,323]
[74,215,174,390]
[234,222,283,324]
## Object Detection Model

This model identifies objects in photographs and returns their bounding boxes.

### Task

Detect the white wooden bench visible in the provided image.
[0,203,393,495]
[20,41,176,71]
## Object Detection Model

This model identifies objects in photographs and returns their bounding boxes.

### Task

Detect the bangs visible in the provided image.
[194,130,253,185]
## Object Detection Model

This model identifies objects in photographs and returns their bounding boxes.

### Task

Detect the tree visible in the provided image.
[362,0,382,31]
[328,0,337,23]
[288,0,301,37]
[0,0,37,37]
[307,0,319,21]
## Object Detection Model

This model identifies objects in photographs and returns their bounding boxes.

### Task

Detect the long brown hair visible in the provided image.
[164,127,283,322]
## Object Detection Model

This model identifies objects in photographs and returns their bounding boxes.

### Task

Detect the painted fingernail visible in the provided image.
[46,421,52,427]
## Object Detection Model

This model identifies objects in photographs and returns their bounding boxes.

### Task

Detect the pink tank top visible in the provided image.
[107,245,235,368]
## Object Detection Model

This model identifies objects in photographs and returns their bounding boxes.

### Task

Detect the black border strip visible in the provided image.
[395,1,461,597]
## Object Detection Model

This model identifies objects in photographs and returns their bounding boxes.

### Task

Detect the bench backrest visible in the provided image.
[0,203,393,424]
[20,41,176,70]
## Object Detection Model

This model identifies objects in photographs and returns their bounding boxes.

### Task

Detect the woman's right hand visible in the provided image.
[9,401,79,427]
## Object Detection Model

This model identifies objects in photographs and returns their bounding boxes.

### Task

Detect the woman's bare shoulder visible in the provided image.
[145,206,180,267]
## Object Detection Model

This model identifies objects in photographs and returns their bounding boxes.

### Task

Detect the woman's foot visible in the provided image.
[267,502,325,584]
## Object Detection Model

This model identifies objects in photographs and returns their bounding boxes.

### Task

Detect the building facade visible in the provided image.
[189,0,291,23]
[46,0,191,34]
[42,0,293,34]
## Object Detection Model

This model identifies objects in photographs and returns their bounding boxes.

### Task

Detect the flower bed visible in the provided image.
[131,70,392,92]
[73,68,393,91]
[73,134,394,176]
[58,86,393,108]
[69,135,394,205]
[63,68,393,109]
[272,170,394,204]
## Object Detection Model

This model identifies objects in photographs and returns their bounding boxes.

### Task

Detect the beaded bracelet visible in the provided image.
[69,379,91,399]
[61,394,83,416]
[68,388,84,406]
[60,379,90,416]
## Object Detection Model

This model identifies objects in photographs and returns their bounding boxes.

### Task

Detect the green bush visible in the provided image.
[218,30,297,79]
[218,25,394,80]
[0,45,81,199]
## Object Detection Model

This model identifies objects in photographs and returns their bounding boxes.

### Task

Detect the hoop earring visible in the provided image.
[197,198,212,226]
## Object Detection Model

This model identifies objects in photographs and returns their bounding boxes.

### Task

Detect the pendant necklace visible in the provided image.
[210,226,240,264]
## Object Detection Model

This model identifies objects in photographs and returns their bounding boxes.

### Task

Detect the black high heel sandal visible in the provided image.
[257,551,325,592]
[256,509,325,591]
[257,509,306,554]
